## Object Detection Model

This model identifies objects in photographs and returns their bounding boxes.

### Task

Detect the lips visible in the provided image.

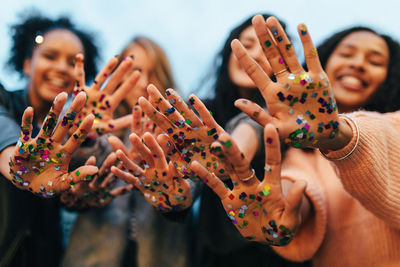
[337,74,368,91]
[44,76,71,91]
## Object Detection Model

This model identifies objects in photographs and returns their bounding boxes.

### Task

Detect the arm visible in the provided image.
[324,111,400,228]
[0,146,15,179]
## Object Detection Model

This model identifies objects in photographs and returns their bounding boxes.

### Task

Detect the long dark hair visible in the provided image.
[317,26,400,113]
[202,14,287,127]
[7,10,100,81]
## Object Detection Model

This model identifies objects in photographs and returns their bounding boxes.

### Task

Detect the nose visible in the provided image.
[350,53,366,71]
[54,58,71,75]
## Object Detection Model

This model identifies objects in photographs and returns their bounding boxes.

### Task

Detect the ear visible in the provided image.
[23,59,31,77]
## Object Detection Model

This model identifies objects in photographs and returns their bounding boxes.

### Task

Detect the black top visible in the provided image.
[0,84,62,267]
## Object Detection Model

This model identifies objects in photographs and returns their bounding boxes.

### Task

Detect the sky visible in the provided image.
[0,0,399,97]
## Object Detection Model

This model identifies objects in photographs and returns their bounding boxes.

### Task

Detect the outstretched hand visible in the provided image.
[111,132,192,212]
[139,85,230,180]
[232,15,350,150]
[191,124,306,246]
[72,54,141,137]
[60,153,133,209]
[9,92,98,198]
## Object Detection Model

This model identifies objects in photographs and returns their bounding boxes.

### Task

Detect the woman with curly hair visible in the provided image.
[0,11,99,267]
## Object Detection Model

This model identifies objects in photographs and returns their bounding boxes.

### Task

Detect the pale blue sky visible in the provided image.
[0,0,398,96]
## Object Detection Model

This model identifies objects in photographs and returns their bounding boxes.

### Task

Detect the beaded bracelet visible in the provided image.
[319,114,359,161]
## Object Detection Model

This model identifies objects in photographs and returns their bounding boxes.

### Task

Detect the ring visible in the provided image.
[239,168,256,182]
[274,68,287,76]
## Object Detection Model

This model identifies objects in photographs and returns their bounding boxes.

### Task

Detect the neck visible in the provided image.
[28,87,52,124]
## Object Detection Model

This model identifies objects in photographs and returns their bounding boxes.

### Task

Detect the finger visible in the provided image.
[188,94,224,132]
[110,184,134,197]
[129,133,154,165]
[19,107,34,143]
[62,165,99,189]
[85,156,96,166]
[106,114,133,132]
[91,56,119,91]
[131,105,143,135]
[109,70,140,110]
[252,15,287,78]
[262,123,282,187]
[100,172,117,188]
[98,152,117,177]
[234,99,272,127]
[297,23,323,73]
[37,92,68,139]
[165,89,202,128]
[147,85,184,124]
[108,135,129,155]
[266,17,303,74]
[52,91,87,142]
[74,53,85,92]
[285,180,307,215]
[231,39,272,96]
[139,96,175,133]
[156,134,180,162]
[142,133,168,170]
[115,149,144,176]
[102,56,133,95]
[111,165,137,185]
[190,160,229,199]
[63,114,94,154]
[214,132,253,182]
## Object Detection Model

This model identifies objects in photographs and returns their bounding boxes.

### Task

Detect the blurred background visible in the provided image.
[0,0,398,96]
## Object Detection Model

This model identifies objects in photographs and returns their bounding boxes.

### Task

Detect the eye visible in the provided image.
[42,52,56,60]
[68,57,75,67]
[338,52,352,58]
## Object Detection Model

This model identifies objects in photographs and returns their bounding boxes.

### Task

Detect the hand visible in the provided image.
[108,105,163,164]
[139,85,230,180]
[231,15,350,150]
[111,132,192,212]
[60,153,133,209]
[72,54,141,137]
[191,124,306,246]
[8,92,98,198]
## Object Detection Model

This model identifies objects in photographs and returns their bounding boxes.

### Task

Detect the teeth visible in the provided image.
[48,77,67,87]
[341,76,362,87]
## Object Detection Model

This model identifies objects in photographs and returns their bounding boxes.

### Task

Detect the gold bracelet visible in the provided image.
[319,114,359,161]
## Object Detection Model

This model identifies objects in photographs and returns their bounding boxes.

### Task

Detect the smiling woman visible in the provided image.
[0,12,99,267]
[317,26,400,113]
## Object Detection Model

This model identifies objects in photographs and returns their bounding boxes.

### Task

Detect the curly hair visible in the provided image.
[317,26,400,113]
[7,10,100,81]
[201,14,286,127]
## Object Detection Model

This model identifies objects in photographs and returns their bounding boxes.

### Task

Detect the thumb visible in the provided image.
[285,180,307,215]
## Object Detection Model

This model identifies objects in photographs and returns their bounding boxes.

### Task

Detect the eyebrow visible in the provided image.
[342,44,388,58]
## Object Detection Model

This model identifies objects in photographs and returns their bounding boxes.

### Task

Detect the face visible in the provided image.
[121,43,154,107]
[325,31,389,111]
[228,26,271,88]
[23,29,83,104]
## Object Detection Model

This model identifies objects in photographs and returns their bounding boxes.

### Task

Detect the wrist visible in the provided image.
[317,115,353,151]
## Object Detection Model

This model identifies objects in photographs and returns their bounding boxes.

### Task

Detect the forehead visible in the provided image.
[239,26,257,40]
[124,43,153,68]
[36,29,83,53]
[337,31,389,56]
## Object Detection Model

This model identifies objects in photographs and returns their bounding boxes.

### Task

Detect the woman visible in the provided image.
[0,11,99,267]
[191,14,310,267]
[208,15,400,266]
[62,36,187,267]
